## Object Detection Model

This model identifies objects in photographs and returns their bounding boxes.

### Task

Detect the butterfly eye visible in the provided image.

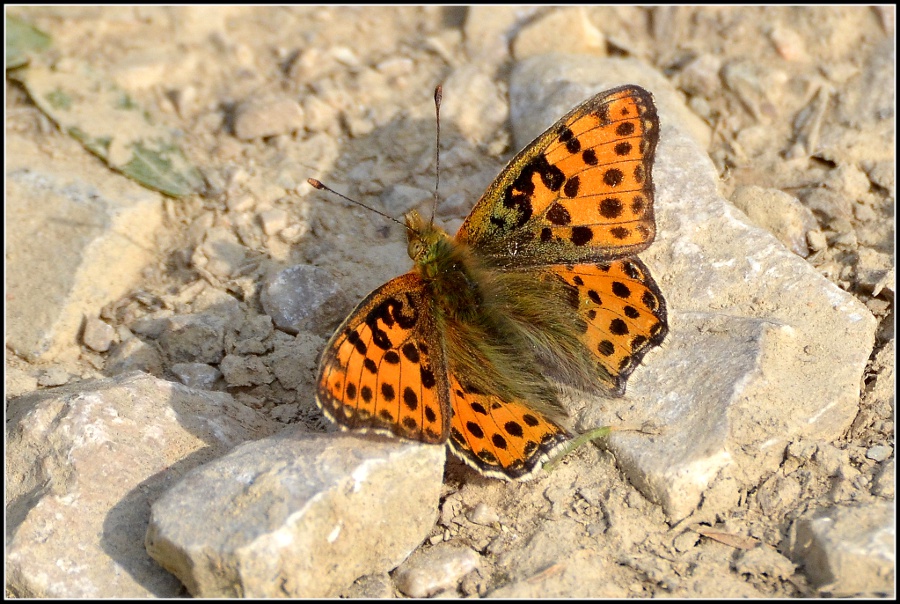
[408,239,426,261]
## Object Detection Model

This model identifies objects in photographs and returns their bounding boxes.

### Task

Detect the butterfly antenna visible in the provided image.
[430,84,442,226]
[307,178,410,231]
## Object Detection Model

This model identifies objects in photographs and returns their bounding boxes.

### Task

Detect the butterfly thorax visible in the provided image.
[405,209,582,414]
[405,210,485,323]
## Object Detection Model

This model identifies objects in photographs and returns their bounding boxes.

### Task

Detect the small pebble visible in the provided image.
[171,362,221,390]
[82,317,116,352]
[258,208,289,236]
[865,445,893,462]
[393,544,480,598]
[37,366,70,387]
[466,502,500,526]
[234,95,304,140]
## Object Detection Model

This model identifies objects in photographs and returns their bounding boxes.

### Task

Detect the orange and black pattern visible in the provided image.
[316,85,667,481]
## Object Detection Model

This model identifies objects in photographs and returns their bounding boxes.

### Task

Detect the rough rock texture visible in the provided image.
[146,429,445,597]
[5,372,279,598]
[6,134,163,361]
[791,502,895,596]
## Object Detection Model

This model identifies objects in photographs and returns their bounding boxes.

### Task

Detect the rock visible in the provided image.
[512,7,605,59]
[170,362,221,390]
[380,183,433,215]
[232,313,275,355]
[855,247,893,295]
[260,264,349,336]
[463,6,535,63]
[769,25,808,62]
[732,545,796,581]
[145,429,445,597]
[267,331,324,391]
[466,502,500,526]
[791,502,894,596]
[509,55,876,521]
[37,366,70,387]
[234,95,304,140]
[729,185,819,257]
[393,542,481,597]
[5,372,278,598]
[6,134,163,361]
[441,64,509,145]
[677,53,723,98]
[258,207,289,236]
[721,59,786,122]
[219,353,273,386]
[871,459,894,498]
[105,336,165,376]
[864,444,892,462]
[4,365,38,398]
[192,226,249,280]
[82,316,116,352]
[342,573,395,598]
[157,313,227,365]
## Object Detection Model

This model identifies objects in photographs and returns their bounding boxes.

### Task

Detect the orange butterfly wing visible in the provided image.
[438,86,667,477]
[316,272,450,444]
[548,258,667,395]
[457,85,659,266]
[447,376,570,480]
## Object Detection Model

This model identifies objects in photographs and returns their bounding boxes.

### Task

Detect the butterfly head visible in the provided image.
[404,209,451,267]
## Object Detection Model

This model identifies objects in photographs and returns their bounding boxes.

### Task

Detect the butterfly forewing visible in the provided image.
[457,85,659,266]
[316,272,450,444]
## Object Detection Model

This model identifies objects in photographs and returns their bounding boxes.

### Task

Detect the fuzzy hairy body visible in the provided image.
[407,211,601,420]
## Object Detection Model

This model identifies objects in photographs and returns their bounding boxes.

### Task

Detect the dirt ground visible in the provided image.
[5,6,895,598]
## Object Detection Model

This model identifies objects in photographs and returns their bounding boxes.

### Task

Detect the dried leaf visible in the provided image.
[695,527,760,550]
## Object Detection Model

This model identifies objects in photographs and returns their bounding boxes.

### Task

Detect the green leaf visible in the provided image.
[14,62,204,198]
[6,15,52,70]
[120,140,205,198]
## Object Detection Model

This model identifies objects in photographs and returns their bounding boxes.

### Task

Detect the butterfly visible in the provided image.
[312,85,667,480]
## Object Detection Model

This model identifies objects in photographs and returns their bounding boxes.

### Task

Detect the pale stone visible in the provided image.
[146,430,445,597]
[513,7,605,59]
[467,502,500,526]
[234,95,304,140]
[441,65,509,145]
[6,134,163,361]
[791,502,895,596]
[82,316,116,352]
[260,264,349,337]
[5,372,278,598]
[170,362,221,390]
[394,543,481,597]
[730,185,819,258]
[258,207,289,236]
[464,6,536,62]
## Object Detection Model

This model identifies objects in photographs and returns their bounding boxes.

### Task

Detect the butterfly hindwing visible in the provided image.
[457,85,659,266]
[549,258,668,394]
[447,376,570,480]
[316,272,450,444]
